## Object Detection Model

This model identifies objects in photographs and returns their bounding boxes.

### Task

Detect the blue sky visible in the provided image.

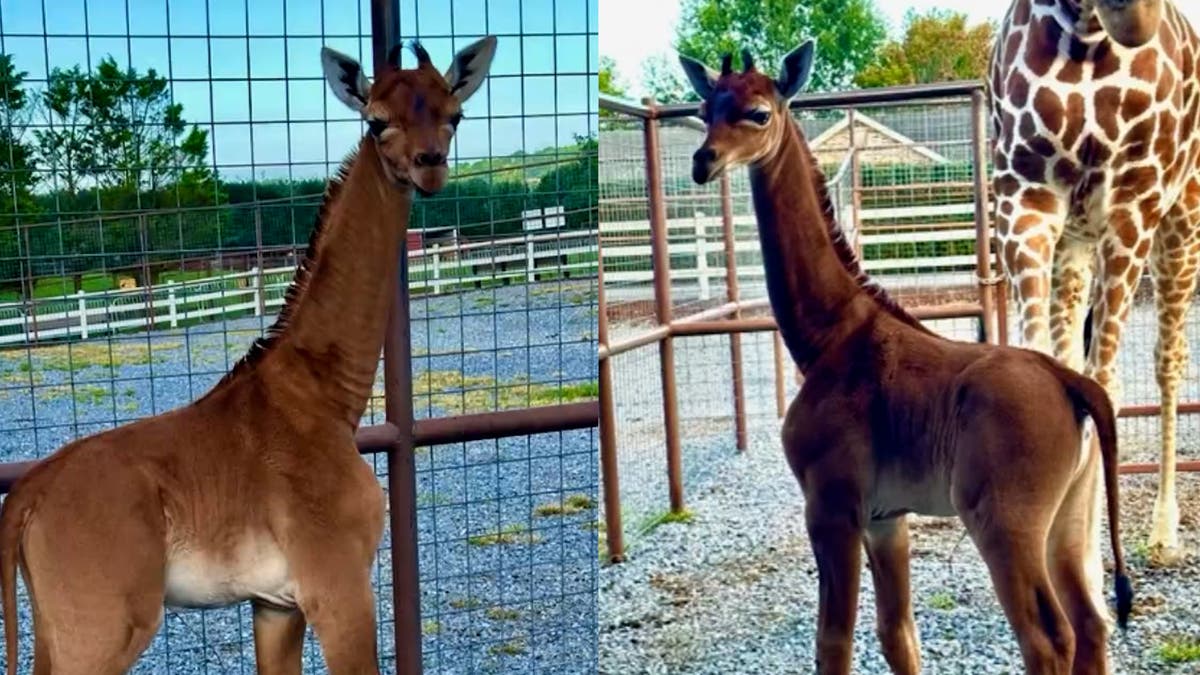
[0,0,599,183]
[602,0,1200,98]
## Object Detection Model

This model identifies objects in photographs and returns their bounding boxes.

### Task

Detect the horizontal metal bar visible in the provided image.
[598,324,669,360]
[1119,461,1200,475]
[413,402,598,446]
[673,317,777,336]
[651,81,986,119]
[1120,403,1200,418]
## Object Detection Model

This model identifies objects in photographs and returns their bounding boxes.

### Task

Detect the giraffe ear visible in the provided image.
[321,46,370,114]
[444,36,498,103]
[678,54,718,100]
[776,40,815,100]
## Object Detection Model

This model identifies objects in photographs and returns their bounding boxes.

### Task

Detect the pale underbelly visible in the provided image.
[870,474,957,520]
[163,535,297,610]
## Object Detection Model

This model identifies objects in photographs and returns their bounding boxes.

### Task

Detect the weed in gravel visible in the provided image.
[11,341,181,372]
[927,591,956,610]
[639,509,694,535]
[448,597,482,610]
[1160,636,1200,664]
[485,607,522,621]
[73,385,110,405]
[468,524,542,547]
[422,620,441,635]
[534,493,595,517]
[488,639,527,656]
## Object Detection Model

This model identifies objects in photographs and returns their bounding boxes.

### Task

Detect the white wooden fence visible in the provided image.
[0,229,597,346]
[600,201,981,301]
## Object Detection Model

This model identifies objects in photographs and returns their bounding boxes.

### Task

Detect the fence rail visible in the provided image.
[0,228,598,345]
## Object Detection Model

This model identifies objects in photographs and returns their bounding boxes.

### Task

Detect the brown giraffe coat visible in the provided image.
[990,0,1200,566]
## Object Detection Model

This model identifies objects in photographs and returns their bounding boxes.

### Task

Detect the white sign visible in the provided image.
[522,206,565,231]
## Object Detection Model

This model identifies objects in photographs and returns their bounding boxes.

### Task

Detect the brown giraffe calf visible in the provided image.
[990,0,1200,568]
[681,43,1132,674]
[0,38,496,674]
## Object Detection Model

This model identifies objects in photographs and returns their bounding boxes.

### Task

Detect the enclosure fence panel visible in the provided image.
[0,0,599,673]
[597,83,1200,562]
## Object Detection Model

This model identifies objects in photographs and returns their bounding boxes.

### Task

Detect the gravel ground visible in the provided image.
[0,281,599,674]
[601,296,1200,674]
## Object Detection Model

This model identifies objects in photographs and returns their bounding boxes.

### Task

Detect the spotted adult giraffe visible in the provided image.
[0,38,496,674]
[989,0,1200,571]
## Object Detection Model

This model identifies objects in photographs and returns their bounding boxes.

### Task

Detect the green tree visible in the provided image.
[641,53,697,104]
[0,53,37,288]
[855,10,996,88]
[35,56,212,206]
[599,56,627,99]
[673,0,887,93]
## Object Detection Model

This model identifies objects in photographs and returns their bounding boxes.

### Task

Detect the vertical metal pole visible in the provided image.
[643,107,684,513]
[970,90,998,345]
[373,1,422,673]
[138,215,156,326]
[994,246,1010,346]
[720,174,746,451]
[597,239,625,562]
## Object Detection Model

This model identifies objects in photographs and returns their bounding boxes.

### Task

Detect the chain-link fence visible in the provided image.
[0,0,599,673]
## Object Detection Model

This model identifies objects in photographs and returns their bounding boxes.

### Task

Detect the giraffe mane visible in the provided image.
[215,150,359,387]
[796,124,931,334]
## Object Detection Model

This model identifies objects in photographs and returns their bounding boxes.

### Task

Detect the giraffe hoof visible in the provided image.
[1147,542,1188,568]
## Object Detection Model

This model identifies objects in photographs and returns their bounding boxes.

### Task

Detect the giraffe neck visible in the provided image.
[748,121,924,373]
[234,138,410,426]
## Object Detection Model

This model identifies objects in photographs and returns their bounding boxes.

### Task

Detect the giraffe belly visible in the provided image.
[870,468,956,520]
[164,534,297,610]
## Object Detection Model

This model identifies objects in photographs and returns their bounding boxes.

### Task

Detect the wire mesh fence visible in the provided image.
[0,0,598,673]
[597,84,1200,561]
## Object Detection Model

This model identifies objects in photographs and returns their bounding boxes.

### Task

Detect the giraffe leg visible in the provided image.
[1147,184,1200,566]
[1083,220,1156,617]
[1050,237,1095,373]
[995,183,1067,355]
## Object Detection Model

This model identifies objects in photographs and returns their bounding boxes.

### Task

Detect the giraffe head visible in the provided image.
[679,41,815,185]
[1092,0,1164,48]
[321,36,497,196]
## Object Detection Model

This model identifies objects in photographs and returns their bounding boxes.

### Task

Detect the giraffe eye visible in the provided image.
[744,109,771,126]
[367,118,388,137]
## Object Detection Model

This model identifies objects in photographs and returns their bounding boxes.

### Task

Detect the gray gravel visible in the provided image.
[0,281,599,674]
[601,294,1200,674]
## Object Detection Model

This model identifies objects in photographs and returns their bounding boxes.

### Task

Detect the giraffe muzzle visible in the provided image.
[692,146,722,184]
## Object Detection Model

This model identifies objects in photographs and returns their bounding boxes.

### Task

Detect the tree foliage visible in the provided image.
[641,53,697,104]
[0,54,37,225]
[672,0,887,94]
[35,56,212,204]
[855,10,996,88]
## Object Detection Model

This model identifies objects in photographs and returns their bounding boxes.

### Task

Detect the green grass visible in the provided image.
[533,493,595,517]
[528,381,598,406]
[1160,636,1200,664]
[467,524,542,547]
[448,597,482,611]
[73,385,110,405]
[488,639,527,657]
[638,509,694,535]
[158,269,222,285]
[485,607,522,621]
[422,620,441,635]
[927,592,956,611]
[2,341,181,372]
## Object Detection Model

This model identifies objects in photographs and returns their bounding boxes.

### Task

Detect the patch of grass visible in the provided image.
[467,524,542,547]
[118,399,139,413]
[472,295,495,308]
[1160,636,1200,664]
[448,597,482,611]
[528,381,598,406]
[417,492,453,507]
[582,520,605,533]
[7,341,181,373]
[422,619,441,635]
[485,606,522,621]
[533,493,595,517]
[927,592,956,611]
[638,509,694,535]
[488,639,527,657]
[73,385,110,405]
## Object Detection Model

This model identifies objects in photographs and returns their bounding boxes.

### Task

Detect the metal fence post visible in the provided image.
[720,174,747,451]
[970,90,998,344]
[76,290,88,340]
[373,0,422,672]
[254,206,267,316]
[643,104,685,514]
[597,239,625,562]
[848,109,864,257]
